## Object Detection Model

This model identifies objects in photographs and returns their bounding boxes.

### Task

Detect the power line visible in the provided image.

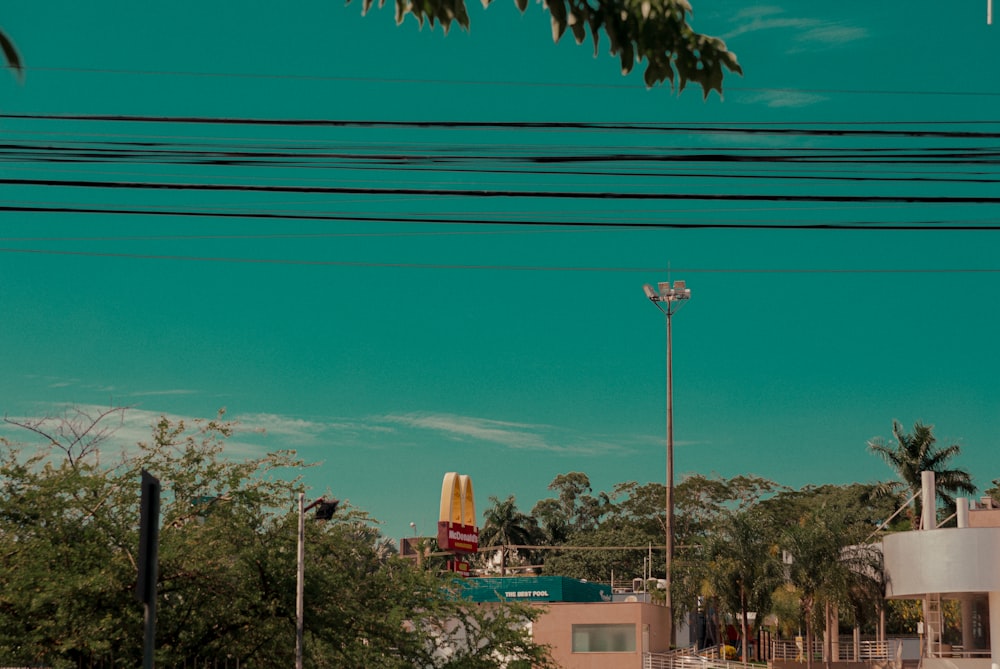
[4,177,999,205]
[0,245,997,273]
[5,113,1000,138]
[2,205,999,229]
[17,67,1000,99]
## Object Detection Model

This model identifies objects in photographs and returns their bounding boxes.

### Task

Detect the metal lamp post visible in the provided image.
[296,493,338,669]
[643,279,691,647]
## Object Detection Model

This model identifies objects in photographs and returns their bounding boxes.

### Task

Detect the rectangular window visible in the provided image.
[572,624,636,653]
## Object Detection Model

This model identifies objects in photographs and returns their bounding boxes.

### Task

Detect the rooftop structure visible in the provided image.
[882,473,1000,669]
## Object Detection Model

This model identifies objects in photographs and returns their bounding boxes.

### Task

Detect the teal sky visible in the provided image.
[0,0,997,540]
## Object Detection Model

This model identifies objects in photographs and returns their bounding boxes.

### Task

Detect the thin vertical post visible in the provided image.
[296,492,305,669]
[137,470,161,669]
[665,306,674,646]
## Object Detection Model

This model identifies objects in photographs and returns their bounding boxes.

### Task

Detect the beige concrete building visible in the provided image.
[458,575,671,667]
[531,600,671,668]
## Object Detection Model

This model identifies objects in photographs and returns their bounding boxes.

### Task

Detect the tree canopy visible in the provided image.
[0,407,552,668]
[2,407,984,665]
[348,0,741,97]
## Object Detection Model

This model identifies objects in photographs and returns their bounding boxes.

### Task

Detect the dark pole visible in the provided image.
[137,470,161,669]
[296,492,305,669]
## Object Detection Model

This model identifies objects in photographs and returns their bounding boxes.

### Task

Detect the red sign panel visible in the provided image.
[447,559,471,576]
[437,521,479,553]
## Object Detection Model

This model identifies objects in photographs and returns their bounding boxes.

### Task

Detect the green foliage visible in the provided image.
[542,522,652,582]
[884,598,963,643]
[530,472,609,545]
[988,478,1000,504]
[760,482,901,534]
[0,408,552,668]
[701,509,783,661]
[868,420,976,527]
[779,513,882,669]
[769,583,802,637]
[676,473,785,545]
[490,469,898,651]
[348,0,741,97]
[479,494,542,574]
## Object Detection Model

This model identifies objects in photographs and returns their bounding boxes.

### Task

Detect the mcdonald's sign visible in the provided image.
[437,472,479,553]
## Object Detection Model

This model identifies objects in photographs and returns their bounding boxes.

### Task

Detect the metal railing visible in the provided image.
[643,650,763,669]
[849,640,892,661]
[772,639,823,661]
[771,638,896,662]
[929,645,992,659]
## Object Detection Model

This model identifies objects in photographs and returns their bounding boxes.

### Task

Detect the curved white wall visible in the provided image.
[883,527,1000,597]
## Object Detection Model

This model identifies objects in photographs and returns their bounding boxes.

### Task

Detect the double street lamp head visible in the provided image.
[643,280,691,305]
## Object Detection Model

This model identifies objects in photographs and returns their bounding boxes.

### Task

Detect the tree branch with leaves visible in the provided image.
[349,0,741,97]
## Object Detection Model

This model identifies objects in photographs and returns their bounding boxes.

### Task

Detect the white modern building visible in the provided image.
[882,472,1000,669]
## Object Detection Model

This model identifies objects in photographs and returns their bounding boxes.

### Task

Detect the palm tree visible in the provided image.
[868,420,975,527]
[479,495,539,576]
[703,509,783,661]
[781,514,882,669]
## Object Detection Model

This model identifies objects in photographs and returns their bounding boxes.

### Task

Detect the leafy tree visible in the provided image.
[702,508,782,661]
[347,0,741,97]
[675,473,783,546]
[868,420,976,528]
[0,407,553,668]
[759,483,902,536]
[985,478,1000,505]
[672,474,783,625]
[0,408,305,667]
[540,522,653,584]
[525,479,660,585]
[530,472,609,545]
[303,516,555,668]
[607,480,665,539]
[479,494,541,575]
[780,514,882,669]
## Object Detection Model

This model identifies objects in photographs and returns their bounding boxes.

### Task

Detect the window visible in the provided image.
[572,624,636,653]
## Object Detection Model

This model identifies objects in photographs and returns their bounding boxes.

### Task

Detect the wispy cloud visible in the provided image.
[1,402,639,460]
[375,411,624,455]
[725,6,867,49]
[126,389,200,397]
[797,24,868,47]
[0,404,270,460]
[741,90,828,108]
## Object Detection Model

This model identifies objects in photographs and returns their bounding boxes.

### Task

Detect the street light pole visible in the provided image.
[296,493,339,669]
[643,279,691,647]
[296,492,305,669]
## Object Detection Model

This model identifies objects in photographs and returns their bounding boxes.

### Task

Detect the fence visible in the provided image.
[771,638,896,662]
[643,648,764,669]
[771,639,822,662]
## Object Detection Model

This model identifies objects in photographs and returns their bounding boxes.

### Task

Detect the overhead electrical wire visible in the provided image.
[4,177,999,205]
[17,66,1000,99]
[0,245,998,273]
[2,113,997,240]
[5,113,1000,138]
[1,205,998,230]
[15,66,1000,99]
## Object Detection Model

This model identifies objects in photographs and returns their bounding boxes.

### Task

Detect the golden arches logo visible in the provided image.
[437,472,479,553]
